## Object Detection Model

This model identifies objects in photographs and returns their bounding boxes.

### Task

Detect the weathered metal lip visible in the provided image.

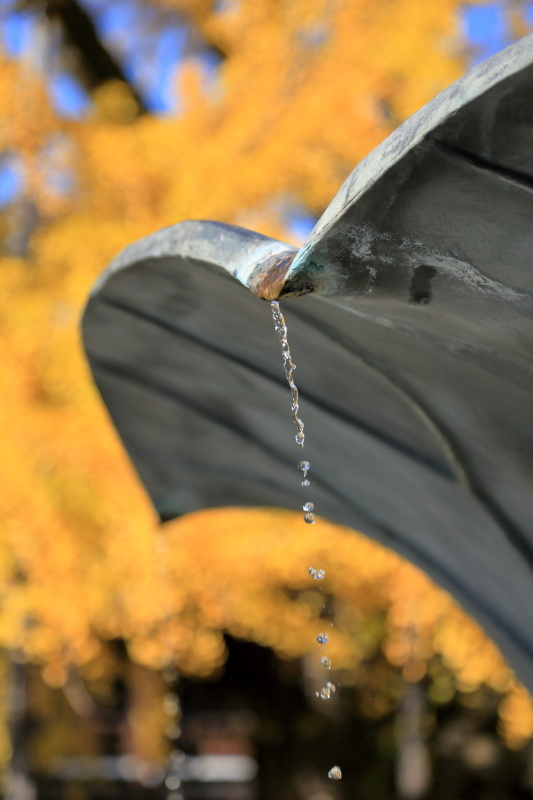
[247,250,299,300]
[90,219,302,303]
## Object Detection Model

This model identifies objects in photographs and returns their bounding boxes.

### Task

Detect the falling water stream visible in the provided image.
[271,300,342,783]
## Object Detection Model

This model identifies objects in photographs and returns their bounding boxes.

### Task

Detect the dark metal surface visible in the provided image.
[83,36,533,690]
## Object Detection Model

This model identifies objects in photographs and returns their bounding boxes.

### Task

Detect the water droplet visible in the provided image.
[271,301,306,449]
[321,656,331,669]
[304,512,315,524]
[308,566,325,580]
[298,461,310,473]
[320,687,331,699]
[301,479,310,487]
[162,666,178,684]
[317,632,329,644]
[163,693,180,716]
[303,502,314,512]
[166,724,182,739]
[326,681,336,694]
[328,766,342,781]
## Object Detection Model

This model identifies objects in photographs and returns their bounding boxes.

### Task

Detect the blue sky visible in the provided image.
[462,2,512,62]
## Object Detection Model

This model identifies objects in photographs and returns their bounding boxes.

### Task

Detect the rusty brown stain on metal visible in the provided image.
[247,250,299,301]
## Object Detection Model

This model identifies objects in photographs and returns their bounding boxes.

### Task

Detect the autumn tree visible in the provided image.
[0,0,533,789]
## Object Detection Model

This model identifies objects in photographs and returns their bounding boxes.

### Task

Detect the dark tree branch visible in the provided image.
[19,0,148,115]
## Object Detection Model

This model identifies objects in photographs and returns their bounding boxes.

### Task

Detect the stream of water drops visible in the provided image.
[271,300,340,783]
[271,300,306,449]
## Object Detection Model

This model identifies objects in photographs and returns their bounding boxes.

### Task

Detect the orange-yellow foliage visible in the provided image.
[0,0,531,750]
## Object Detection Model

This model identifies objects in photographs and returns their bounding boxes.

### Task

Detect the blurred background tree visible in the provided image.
[1,0,533,797]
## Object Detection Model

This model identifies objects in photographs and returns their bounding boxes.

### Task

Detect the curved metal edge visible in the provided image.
[90,220,299,302]
[285,33,533,294]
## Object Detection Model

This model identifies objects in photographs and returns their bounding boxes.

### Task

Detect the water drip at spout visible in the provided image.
[271,301,305,449]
